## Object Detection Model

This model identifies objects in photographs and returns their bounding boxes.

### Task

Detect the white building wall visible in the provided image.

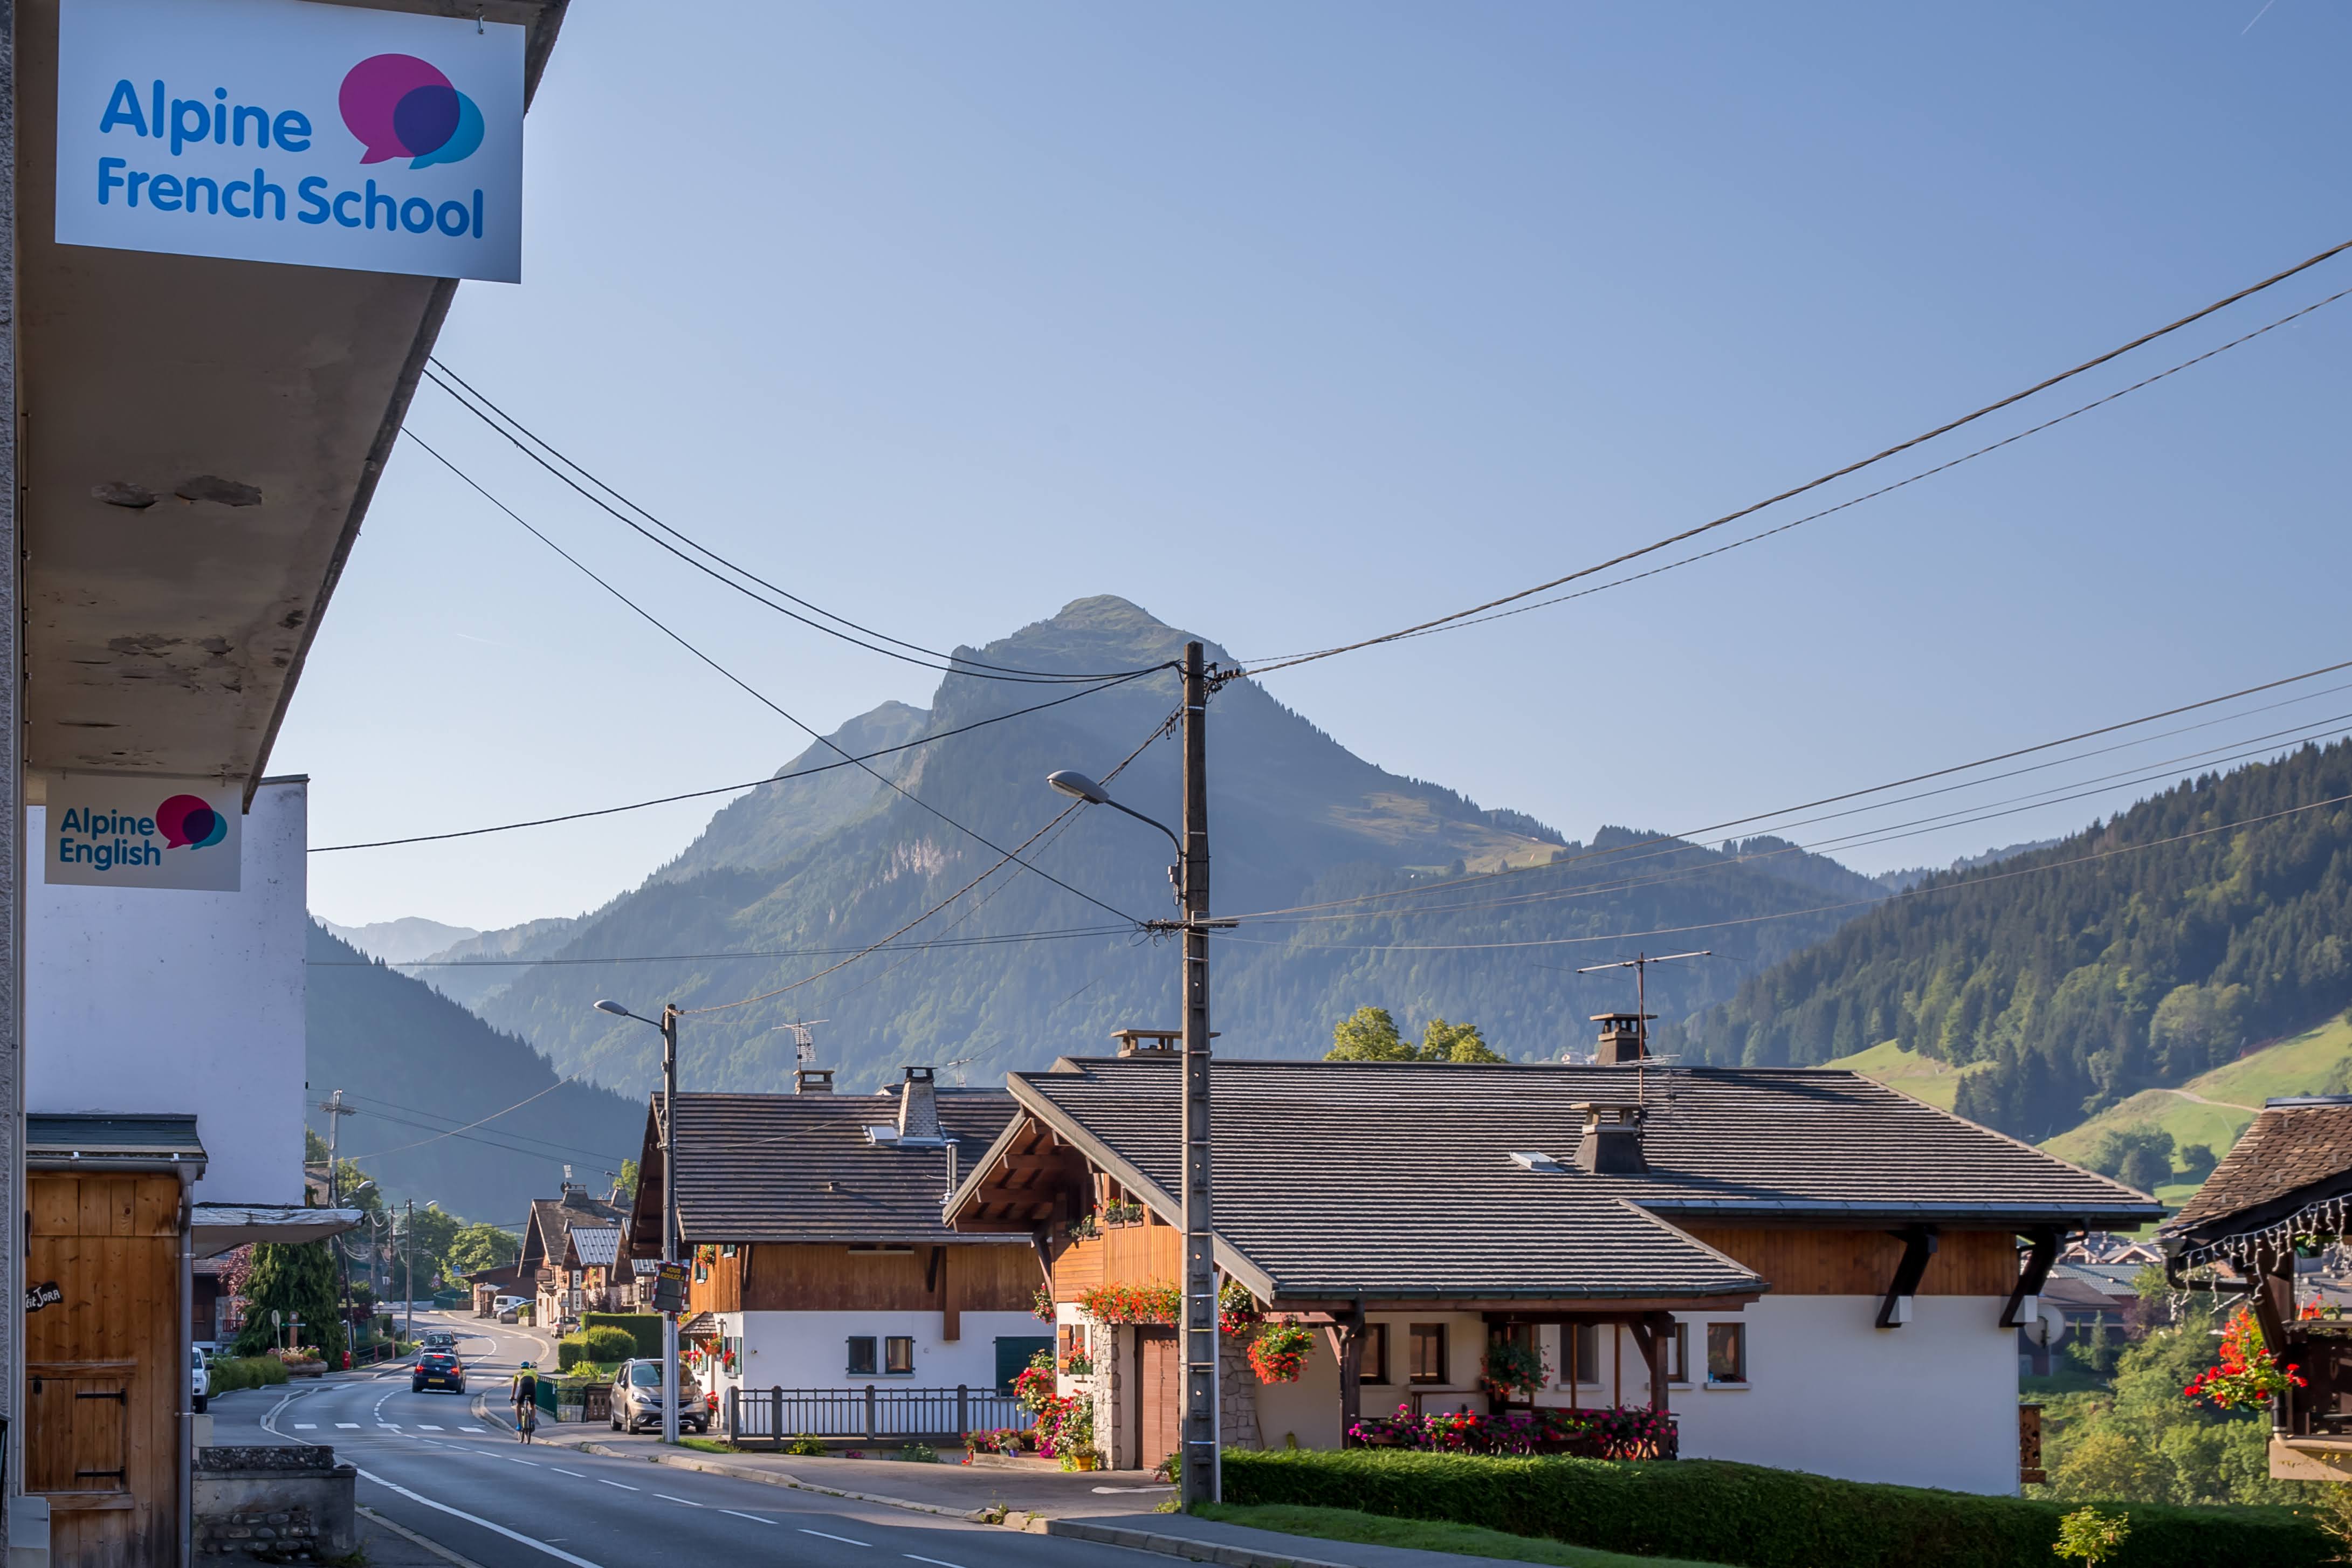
[25,779,307,1203]
[721,1309,1043,1395]
[1660,1295,2020,1495]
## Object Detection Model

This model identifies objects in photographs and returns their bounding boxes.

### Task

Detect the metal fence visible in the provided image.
[726,1386,1034,1444]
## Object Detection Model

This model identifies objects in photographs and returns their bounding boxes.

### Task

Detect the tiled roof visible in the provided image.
[2161,1098,2352,1246]
[657,1090,1030,1248]
[28,1112,205,1172]
[990,1058,2157,1304]
[568,1225,621,1268]
[526,1192,624,1269]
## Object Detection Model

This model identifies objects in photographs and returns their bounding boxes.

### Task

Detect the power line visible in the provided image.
[1239,236,2352,677]
[1221,653,2352,923]
[1238,281,2352,665]
[308,922,1139,969]
[680,705,1179,1015]
[406,434,1144,928]
[308,662,1161,853]
[422,361,1150,685]
[1214,787,2352,955]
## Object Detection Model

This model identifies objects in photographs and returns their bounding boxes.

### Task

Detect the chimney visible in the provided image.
[1571,1102,1647,1174]
[1112,1029,1180,1058]
[1590,1013,1653,1067]
[897,1065,943,1142]
[794,1067,836,1095]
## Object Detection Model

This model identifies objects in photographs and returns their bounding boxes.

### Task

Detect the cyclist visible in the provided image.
[511,1360,540,1443]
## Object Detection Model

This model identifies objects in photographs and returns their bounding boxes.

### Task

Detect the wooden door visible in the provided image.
[1136,1328,1180,1471]
[27,1174,181,1568]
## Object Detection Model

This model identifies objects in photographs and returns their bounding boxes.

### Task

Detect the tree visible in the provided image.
[2085,1127,2175,1194]
[390,1203,465,1297]
[233,1241,345,1363]
[2178,1143,2218,1181]
[616,1159,641,1203]
[445,1222,520,1280]
[1326,1007,1413,1061]
[1420,1018,1503,1063]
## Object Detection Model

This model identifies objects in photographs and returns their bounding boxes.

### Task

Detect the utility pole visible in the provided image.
[403,1201,416,1345]
[320,1090,356,1357]
[659,1003,681,1446]
[1179,640,1219,1508]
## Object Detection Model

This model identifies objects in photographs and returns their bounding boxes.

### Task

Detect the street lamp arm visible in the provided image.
[1097,795,1182,857]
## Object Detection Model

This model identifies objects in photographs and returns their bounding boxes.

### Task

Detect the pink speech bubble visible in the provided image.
[340,54,453,165]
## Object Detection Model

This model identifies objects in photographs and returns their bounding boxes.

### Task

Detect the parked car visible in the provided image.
[411,1352,466,1395]
[191,1346,209,1414]
[495,1296,525,1323]
[610,1359,706,1434]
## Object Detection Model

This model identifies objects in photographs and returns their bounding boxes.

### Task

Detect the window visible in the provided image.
[846,1336,878,1376]
[1705,1322,1746,1386]
[884,1336,916,1376]
[1359,1323,1391,1385]
[1408,1323,1447,1385]
[720,1244,737,1258]
[1563,1323,1600,1386]
[1664,1323,1689,1384]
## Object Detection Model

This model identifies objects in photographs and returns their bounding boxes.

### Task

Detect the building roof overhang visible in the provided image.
[15,0,569,795]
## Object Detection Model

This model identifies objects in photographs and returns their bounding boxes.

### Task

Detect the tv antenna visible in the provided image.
[939,1056,976,1088]
[1574,950,1712,1061]
[776,1019,829,1066]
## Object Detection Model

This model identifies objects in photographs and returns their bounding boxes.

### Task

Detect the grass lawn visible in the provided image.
[2039,1013,2352,1175]
[1815,1040,1982,1112]
[1191,1502,1734,1568]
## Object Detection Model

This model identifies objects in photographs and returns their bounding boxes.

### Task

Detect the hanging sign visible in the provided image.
[652,1262,688,1314]
[44,775,242,892]
[56,0,525,282]
[25,1282,63,1313]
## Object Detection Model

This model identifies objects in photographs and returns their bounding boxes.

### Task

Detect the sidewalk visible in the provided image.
[477,1402,1173,1520]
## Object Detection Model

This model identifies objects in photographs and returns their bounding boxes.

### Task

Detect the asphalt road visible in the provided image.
[217,1311,1143,1568]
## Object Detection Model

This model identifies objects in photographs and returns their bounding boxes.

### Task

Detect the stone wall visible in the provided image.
[192,1448,355,1560]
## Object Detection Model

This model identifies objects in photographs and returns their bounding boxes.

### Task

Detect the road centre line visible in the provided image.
[596,1480,638,1491]
[549,1468,585,1477]
[653,1494,704,1507]
[719,1511,772,1525]
[356,1469,609,1568]
[903,1556,967,1568]
[799,1528,870,1547]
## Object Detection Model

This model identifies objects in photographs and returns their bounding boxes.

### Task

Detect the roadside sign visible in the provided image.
[652,1262,687,1314]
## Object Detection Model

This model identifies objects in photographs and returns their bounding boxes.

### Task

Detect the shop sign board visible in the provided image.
[57,0,526,281]
[45,775,242,892]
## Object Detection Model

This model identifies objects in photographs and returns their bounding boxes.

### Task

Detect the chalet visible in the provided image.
[624,1067,1048,1404]
[944,1031,2158,1494]
[521,1185,627,1332]
[562,1224,633,1317]
[2159,1093,2352,1482]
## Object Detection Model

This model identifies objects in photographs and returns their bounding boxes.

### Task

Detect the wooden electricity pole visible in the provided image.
[1179,640,1219,1507]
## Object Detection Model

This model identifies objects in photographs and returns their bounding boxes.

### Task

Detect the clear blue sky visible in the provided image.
[284,1,2352,931]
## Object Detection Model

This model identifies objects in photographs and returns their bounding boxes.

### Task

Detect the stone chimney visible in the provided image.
[1571,1102,1647,1174]
[1113,1029,1180,1058]
[794,1067,836,1095]
[897,1065,943,1142]
[1590,1013,1652,1066]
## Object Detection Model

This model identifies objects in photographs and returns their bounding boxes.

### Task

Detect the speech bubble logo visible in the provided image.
[409,87,483,170]
[340,53,484,168]
[155,794,226,851]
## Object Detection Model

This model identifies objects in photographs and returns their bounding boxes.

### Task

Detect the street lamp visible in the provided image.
[1045,639,1222,1506]
[594,997,683,1445]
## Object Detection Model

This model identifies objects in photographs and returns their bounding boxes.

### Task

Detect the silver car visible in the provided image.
[609,1358,706,1434]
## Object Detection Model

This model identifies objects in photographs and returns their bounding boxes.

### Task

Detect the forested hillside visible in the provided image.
[306,923,645,1222]
[460,596,1887,1096]
[1677,740,2352,1138]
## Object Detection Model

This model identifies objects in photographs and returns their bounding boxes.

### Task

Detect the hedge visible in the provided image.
[557,1325,638,1370]
[207,1356,291,1395]
[1219,1449,2330,1568]
[581,1312,663,1359]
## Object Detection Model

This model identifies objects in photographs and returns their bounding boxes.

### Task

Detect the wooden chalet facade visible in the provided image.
[946,1037,2158,1492]
[521,1186,625,1332]
[2160,1094,2352,1481]
[624,1068,1049,1402]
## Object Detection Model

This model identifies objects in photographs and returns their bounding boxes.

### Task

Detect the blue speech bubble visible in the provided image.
[410,90,483,170]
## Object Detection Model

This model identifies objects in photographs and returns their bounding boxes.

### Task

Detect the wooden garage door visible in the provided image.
[1136,1328,1181,1471]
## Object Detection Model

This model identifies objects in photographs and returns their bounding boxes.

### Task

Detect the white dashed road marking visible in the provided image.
[417,1425,444,1431]
[596,1480,638,1491]
[654,1494,703,1507]
[336,1423,360,1429]
[550,1468,585,1478]
[799,1529,869,1548]
[719,1511,771,1525]
[293,1423,317,1430]
[904,1556,967,1568]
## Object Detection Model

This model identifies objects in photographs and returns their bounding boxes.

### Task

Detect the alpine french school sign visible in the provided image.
[45,776,243,892]
[56,0,525,282]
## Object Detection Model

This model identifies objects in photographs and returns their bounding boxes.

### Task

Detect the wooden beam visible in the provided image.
[940,1246,959,1343]
[970,1184,1064,1206]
